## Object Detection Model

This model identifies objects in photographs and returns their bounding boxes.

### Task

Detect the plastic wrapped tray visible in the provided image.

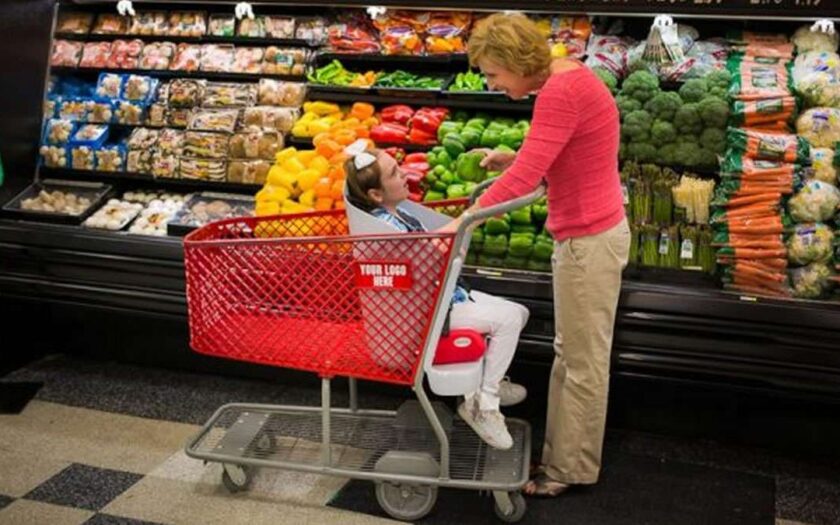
[51,40,83,67]
[92,14,129,35]
[202,82,257,107]
[83,199,144,230]
[167,191,255,236]
[170,43,202,72]
[95,72,124,99]
[188,108,239,132]
[227,159,270,184]
[128,11,169,36]
[229,129,282,159]
[184,131,229,158]
[56,12,94,35]
[179,156,227,181]
[106,39,144,69]
[2,179,112,224]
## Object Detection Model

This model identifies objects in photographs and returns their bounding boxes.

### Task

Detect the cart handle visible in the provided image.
[468,178,497,206]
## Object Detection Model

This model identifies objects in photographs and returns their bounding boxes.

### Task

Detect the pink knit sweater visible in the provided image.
[478,67,625,241]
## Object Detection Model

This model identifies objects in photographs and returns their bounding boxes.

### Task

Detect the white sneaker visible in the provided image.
[458,399,514,450]
[499,377,527,407]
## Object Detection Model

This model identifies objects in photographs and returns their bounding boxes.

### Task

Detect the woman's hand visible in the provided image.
[473,148,516,171]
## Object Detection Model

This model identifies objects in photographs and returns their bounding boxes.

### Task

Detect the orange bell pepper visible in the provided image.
[329,179,345,200]
[351,102,376,121]
[315,197,333,211]
[314,177,332,198]
[315,138,342,159]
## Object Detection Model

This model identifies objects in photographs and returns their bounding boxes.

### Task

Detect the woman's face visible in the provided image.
[368,152,408,207]
[478,58,533,100]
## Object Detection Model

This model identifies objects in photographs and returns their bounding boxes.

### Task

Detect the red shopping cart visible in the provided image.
[183,183,544,522]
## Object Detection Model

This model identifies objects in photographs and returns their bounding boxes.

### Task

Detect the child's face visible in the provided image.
[367,152,409,207]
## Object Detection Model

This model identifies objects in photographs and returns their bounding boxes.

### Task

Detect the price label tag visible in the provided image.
[659,232,670,255]
[621,184,630,205]
[680,239,695,260]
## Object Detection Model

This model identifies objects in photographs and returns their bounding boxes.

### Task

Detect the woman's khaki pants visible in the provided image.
[542,218,630,484]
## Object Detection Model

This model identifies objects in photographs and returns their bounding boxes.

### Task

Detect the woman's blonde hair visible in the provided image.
[468,13,551,77]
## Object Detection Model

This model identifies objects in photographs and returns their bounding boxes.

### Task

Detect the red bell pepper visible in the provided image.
[410,111,442,135]
[417,106,449,121]
[381,105,415,126]
[371,123,409,144]
[407,127,437,145]
[408,192,423,202]
[404,171,425,194]
[403,152,428,164]
[384,146,406,163]
[401,161,429,174]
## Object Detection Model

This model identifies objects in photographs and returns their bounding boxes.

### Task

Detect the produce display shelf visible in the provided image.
[314,52,469,66]
[287,135,431,152]
[50,66,306,84]
[303,88,534,112]
[39,167,261,194]
[54,32,321,48]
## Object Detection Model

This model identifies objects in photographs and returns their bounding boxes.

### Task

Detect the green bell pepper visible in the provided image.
[516,119,531,131]
[456,152,487,182]
[437,121,463,143]
[432,180,448,193]
[484,216,510,235]
[495,117,516,128]
[459,128,482,149]
[508,232,535,258]
[446,183,467,199]
[526,259,552,272]
[423,190,445,202]
[494,144,515,154]
[442,134,465,158]
[465,118,488,131]
[500,128,524,150]
[438,168,457,185]
[509,205,532,225]
[477,254,506,268]
[532,200,548,223]
[511,224,538,235]
[487,170,502,179]
[532,235,554,261]
[481,233,509,257]
[480,128,502,148]
[471,227,485,249]
[487,121,508,133]
[464,181,478,195]
[453,110,470,123]
[504,255,529,269]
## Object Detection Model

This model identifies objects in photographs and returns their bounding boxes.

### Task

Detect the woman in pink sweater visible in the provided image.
[443,13,630,496]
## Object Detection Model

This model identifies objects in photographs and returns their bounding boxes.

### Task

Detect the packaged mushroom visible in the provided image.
[95,144,126,172]
[202,82,257,107]
[256,79,306,106]
[170,43,202,72]
[295,17,328,44]
[95,73,124,99]
[88,100,115,124]
[232,47,265,74]
[122,75,158,103]
[115,100,145,125]
[70,145,96,170]
[92,14,129,35]
[39,145,69,168]
[265,16,296,39]
[128,11,169,35]
[167,12,207,37]
[240,106,298,134]
[230,129,282,159]
[184,131,230,158]
[127,149,153,173]
[17,188,95,216]
[170,192,255,232]
[188,108,239,132]
[56,12,94,35]
[146,102,168,127]
[42,119,76,145]
[262,47,308,76]
[129,199,185,236]
[51,40,83,67]
[44,98,58,119]
[208,14,236,37]
[83,199,144,230]
[179,157,227,181]
[139,42,176,70]
[152,151,180,179]
[168,78,206,108]
[106,39,144,69]
[200,44,235,72]
[168,108,192,128]
[127,127,160,150]
[79,42,112,68]
[123,190,187,205]
[228,159,271,184]
[70,124,109,146]
[57,98,91,121]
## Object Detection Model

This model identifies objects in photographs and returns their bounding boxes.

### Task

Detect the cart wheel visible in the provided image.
[375,481,437,522]
[493,491,527,523]
[221,464,253,493]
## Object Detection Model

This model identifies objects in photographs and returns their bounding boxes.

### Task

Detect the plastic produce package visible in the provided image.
[426,12,471,55]
[70,145,96,170]
[146,103,167,127]
[115,100,145,125]
[232,47,265,74]
[584,36,632,80]
[296,17,328,44]
[128,11,168,36]
[728,58,793,100]
[168,78,206,107]
[127,128,160,150]
[788,179,840,222]
[184,131,230,158]
[726,128,810,163]
[265,16,296,39]
[92,14,128,35]
[796,107,840,148]
[792,25,839,54]
[129,199,184,236]
[39,145,68,168]
[122,75,158,103]
[730,96,797,128]
[139,42,176,70]
[327,13,381,54]
[809,148,838,184]
[793,51,840,108]
[373,11,427,56]
[208,14,235,37]
[262,47,308,76]
[167,12,206,37]
[95,73,123,99]
[152,151,180,178]
[237,16,267,38]
[157,128,185,154]
[257,79,306,106]
[202,82,257,107]
[57,99,91,121]
[70,124,109,147]
[789,261,834,299]
[95,144,126,172]
[79,42,112,68]
[179,157,227,181]
[51,40,83,67]
[43,119,75,145]
[787,223,834,265]
[187,108,239,132]
[170,43,202,72]
[228,160,271,184]
[241,106,298,133]
[230,129,282,159]
[84,199,144,230]
[56,12,94,34]
[200,44,235,72]
[106,39,144,69]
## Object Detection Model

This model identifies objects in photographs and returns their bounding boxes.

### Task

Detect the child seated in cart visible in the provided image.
[344,140,529,451]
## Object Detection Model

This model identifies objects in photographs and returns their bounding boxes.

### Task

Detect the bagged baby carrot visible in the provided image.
[727,128,810,163]
[728,56,793,100]
[730,97,798,128]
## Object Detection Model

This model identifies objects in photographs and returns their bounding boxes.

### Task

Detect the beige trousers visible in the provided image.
[542,217,630,484]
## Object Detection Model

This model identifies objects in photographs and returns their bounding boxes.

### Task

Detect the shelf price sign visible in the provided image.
[544,0,839,17]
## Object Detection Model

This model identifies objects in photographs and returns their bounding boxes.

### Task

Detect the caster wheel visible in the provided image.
[221,464,253,493]
[493,491,527,523]
[375,482,437,522]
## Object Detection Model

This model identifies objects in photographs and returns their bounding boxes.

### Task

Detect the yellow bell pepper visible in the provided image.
[274,147,297,165]
[299,189,316,208]
[256,183,291,203]
[297,168,320,192]
[282,156,305,174]
[255,201,281,216]
[303,101,341,116]
[308,156,330,177]
[296,150,318,166]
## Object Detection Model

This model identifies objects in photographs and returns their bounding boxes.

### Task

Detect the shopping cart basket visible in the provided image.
[183,181,545,522]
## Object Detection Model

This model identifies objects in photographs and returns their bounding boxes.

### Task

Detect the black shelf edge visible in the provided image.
[315,52,469,66]
[55,32,322,48]
[39,167,261,194]
[51,66,306,83]
[287,136,431,152]
[304,88,533,112]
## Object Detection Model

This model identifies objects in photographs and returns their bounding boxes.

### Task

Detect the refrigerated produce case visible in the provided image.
[3,0,840,401]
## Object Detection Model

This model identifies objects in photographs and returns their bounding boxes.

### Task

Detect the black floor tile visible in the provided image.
[0,494,14,510]
[24,464,143,511]
[776,476,840,525]
[84,514,167,525]
[330,452,776,525]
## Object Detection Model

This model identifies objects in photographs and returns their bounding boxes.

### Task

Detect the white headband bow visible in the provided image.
[344,139,377,171]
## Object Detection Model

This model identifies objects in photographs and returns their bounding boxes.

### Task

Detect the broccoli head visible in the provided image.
[621,71,661,103]
[678,78,709,103]
[651,120,677,146]
[616,95,643,121]
[626,142,658,163]
[707,70,732,94]
[698,96,730,129]
[644,91,683,122]
[674,141,703,167]
[592,66,618,95]
[657,143,680,165]
[622,110,653,142]
[700,128,727,154]
[619,141,628,161]
[697,148,720,169]
[674,103,703,135]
